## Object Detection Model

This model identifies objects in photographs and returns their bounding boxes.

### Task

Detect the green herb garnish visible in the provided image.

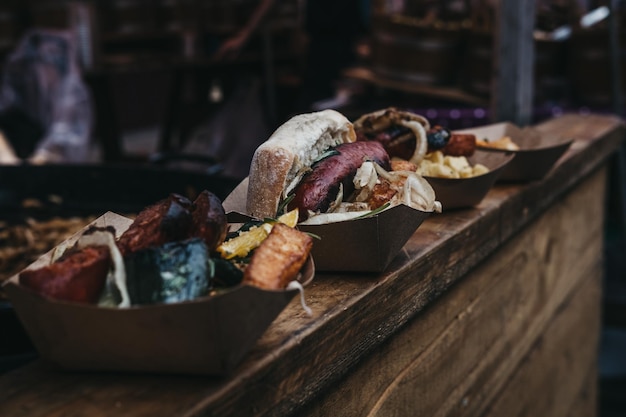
[277,194,295,215]
[305,232,321,240]
[354,202,391,219]
[312,149,339,166]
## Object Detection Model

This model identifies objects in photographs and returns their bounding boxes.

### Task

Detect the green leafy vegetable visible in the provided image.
[354,202,391,219]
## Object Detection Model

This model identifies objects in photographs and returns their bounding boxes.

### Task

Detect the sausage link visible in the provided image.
[117,194,193,256]
[441,133,476,157]
[289,141,390,220]
[19,246,111,303]
[191,190,228,250]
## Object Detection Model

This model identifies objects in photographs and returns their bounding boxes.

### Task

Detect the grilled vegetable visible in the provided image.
[124,238,210,305]
[217,223,273,260]
[216,209,299,260]
[209,257,244,288]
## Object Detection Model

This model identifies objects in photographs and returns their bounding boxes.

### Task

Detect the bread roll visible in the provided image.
[246,109,356,219]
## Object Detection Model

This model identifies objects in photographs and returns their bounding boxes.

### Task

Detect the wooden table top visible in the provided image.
[0,113,623,417]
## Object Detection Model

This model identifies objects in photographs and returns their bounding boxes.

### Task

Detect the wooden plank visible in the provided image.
[0,114,621,416]
[298,168,605,417]
[566,364,598,417]
[492,0,536,125]
[484,275,601,417]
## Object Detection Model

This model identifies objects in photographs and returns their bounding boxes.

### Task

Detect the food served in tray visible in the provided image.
[17,190,312,306]
[453,121,574,182]
[246,109,441,225]
[354,107,490,180]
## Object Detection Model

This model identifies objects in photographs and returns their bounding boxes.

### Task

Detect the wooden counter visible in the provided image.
[0,114,623,417]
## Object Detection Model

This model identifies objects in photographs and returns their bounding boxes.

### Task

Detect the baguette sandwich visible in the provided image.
[354,107,477,162]
[247,109,441,225]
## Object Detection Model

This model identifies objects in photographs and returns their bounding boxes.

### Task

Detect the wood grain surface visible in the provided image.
[0,113,623,417]
[299,168,605,417]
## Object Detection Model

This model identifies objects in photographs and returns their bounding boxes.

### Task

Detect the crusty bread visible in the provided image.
[246,109,356,219]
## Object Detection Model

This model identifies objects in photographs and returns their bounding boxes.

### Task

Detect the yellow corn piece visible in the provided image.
[217,209,299,259]
[217,223,273,259]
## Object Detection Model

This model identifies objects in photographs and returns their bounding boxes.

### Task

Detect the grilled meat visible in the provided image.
[243,223,313,290]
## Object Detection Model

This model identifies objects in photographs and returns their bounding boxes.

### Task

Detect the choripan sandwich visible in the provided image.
[246,109,441,225]
[353,107,477,163]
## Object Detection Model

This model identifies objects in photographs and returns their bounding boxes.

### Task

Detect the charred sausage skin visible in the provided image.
[117,191,228,256]
[441,133,476,157]
[19,246,111,303]
[191,190,227,251]
[117,194,194,256]
[289,141,390,220]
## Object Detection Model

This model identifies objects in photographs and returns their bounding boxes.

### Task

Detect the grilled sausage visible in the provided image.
[19,245,111,303]
[288,141,390,220]
[441,133,476,157]
[117,194,194,256]
[191,190,227,251]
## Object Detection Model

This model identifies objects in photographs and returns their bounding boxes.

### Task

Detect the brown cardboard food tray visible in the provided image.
[223,178,432,273]
[424,149,515,210]
[3,211,314,376]
[455,122,573,182]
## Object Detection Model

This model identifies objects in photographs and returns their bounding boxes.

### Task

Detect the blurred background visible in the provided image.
[0,1,625,415]
[0,0,624,167]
